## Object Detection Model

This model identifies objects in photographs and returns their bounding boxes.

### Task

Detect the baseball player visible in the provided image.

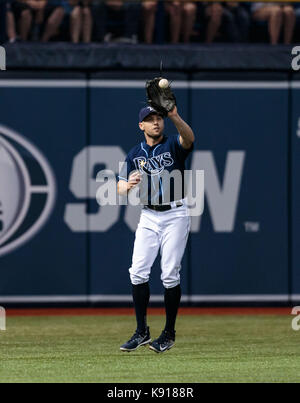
[117,78,194,353]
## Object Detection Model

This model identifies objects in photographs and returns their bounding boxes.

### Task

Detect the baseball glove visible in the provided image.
[146,77,176,117]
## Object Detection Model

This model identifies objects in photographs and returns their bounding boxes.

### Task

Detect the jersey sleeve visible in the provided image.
[118,154,135,182]
[172,134,194,160]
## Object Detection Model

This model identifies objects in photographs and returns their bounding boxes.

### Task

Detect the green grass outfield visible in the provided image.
[0,313,299,383]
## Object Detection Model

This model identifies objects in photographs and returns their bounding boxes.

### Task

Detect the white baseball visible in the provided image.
[159,79,169,89]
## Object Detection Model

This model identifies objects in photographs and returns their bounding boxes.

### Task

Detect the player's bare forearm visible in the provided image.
[117,180,129,196]
[117,182,137,196]
[168,107,195,149]
[117,172,141,195]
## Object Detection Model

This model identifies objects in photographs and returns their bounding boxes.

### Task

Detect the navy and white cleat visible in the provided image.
[149,330,175,353]
[120,327,151,352]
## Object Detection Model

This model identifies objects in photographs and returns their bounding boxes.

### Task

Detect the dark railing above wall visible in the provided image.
[1,43,295,71]
[0,0,299,71]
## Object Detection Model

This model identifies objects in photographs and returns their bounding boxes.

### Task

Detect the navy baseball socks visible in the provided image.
[120,282,151,352]
[120,283,181,353]
[132,282,150,334]
[149,284,181,353]
[163,284,181,336]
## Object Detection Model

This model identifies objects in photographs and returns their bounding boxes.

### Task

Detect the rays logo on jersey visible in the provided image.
[0,125,56,257]
[133,152,174,176]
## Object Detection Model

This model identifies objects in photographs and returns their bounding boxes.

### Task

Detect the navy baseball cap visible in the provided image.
[139,106,161,122]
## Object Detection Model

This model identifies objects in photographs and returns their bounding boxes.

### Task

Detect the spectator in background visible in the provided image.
[0,0,7,44]
[6,1,18,42]
[165,1,197,43]
[294,3,300,42]
[91,0,105,41]
[103,1,141,44]
[65,0,92,43]
[252,2,296,45]
[9,0,47,41]
[223,2,250,43]
[142,1,197,45]
[7,0,65,42]
[41,1,65,42]
[201,2,224,43]
[142,0,157,44]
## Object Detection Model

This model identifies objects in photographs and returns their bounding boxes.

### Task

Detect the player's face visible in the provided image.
[139,113,164,138]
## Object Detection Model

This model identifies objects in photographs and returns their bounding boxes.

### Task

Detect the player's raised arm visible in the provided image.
[146,78,194,150]
[168,106,195,150]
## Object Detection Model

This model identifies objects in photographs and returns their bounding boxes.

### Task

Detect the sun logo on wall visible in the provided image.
[0,125,56,257]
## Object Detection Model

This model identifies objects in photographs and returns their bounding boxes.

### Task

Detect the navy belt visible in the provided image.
[146,202,183,212]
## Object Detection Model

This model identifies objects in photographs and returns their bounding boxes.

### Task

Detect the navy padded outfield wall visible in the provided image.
[0,73,88,298]
[190,73,289,300]
[291,75,300,303]
[0,71,297,304]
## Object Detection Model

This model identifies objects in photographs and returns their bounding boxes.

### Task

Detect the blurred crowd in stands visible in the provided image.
[0,1,300,45]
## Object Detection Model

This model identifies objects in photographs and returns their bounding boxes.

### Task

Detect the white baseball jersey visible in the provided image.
[119,134,193,288]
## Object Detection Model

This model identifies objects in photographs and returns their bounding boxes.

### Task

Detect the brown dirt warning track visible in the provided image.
[5,307,292,316]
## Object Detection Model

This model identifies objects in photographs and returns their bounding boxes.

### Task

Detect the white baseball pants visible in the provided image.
[129,200,191,289]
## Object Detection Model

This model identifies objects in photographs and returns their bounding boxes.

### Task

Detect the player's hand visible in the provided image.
[168,105,178,118]
[146,77,176,117]
[128,171,141,190]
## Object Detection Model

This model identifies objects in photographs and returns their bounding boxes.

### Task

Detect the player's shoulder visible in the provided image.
[167,134,181,146]
[169,134,194,153]
[169,134,180,141]
[127,143,144,159]
[157,134,178,146]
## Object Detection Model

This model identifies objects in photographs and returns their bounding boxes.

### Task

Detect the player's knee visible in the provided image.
[162,279,181,289]
[130,275,150,286]
[160,261,181,288]
[161,268,181,288]
[129,268,150,285]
